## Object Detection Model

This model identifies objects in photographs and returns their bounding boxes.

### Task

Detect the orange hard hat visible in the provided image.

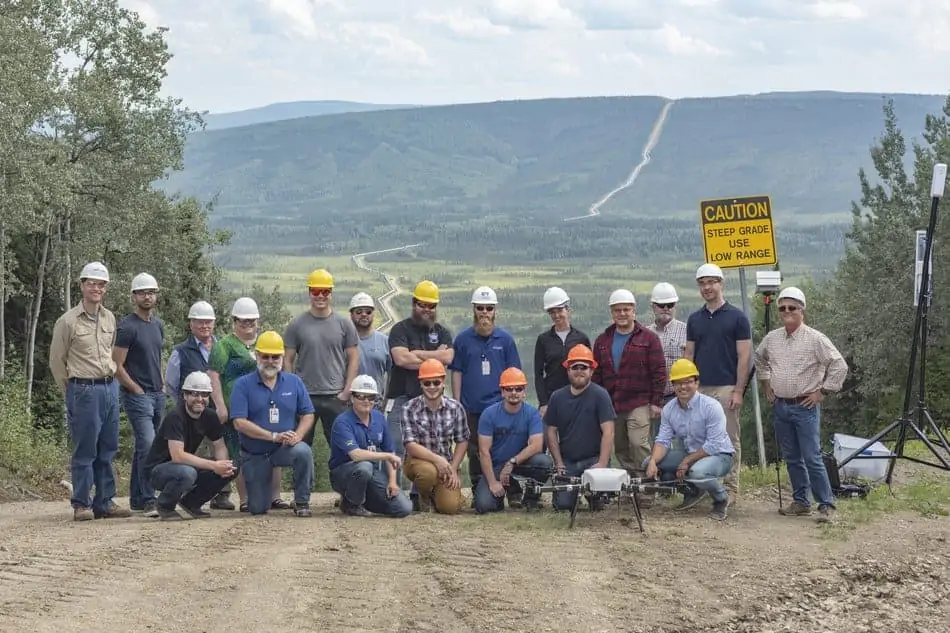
[562,344,598,369]
[418,359,447,381]
[499,367,528,388]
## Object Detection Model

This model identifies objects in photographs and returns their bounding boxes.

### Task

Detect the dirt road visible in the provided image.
[0,492,947,633]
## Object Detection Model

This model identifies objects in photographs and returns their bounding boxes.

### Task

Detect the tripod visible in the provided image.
[760,293,786,509]
[837,163,950,485]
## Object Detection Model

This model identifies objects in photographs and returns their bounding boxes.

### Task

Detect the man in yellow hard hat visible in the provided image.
[644,358,735,521]
[283,269,360,448]
[231,331,317,517]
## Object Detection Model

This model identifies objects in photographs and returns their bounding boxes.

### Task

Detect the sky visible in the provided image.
[122,0,950,114]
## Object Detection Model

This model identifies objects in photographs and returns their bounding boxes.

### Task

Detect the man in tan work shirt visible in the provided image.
[753,286,849,524]
[49,261,132,521]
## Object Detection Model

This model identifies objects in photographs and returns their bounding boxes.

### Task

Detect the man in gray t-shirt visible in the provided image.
[348,292,392,406]
[283,269,360,446]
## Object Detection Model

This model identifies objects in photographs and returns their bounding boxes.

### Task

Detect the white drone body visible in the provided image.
[580,467,631,492]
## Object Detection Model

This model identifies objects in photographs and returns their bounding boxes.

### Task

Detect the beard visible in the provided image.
[258,362,280,378]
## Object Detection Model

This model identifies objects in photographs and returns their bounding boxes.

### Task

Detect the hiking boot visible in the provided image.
[210,493,235,510]
[294,503,312,517]
[816,506,837,524]
[675,489,706,511]
[94,503,132,519]
[340,498,371,517]
[157,506,183,521]
[178,504,211,519]
[709,499,728,521]
[141,501,160,518]
[73,507,94,521]
[779,501,814,516]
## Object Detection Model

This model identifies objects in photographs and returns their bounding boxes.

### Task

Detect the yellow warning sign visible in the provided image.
[699,195,778,268]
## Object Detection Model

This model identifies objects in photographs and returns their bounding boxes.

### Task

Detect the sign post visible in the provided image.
[699,195,778,469]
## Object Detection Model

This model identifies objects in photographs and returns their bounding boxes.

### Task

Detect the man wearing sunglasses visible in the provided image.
[348,292,391,410]
[753,286,848,524]
[328,375,411,517]
[474,368,552,513]
[646,282,688,406]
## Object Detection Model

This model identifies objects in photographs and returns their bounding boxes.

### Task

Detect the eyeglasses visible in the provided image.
[569,364,591,371]
[134,290,158,296]
[184,391,210,399]
[235,318,257,326]
[258,354,281,361]
[778,305,800,312]
[475,305,495,312]
[309,288,331,297]
[653,303,675,309]
[421,380,443,387]
[352,309,373,316]
[352,393,375,401]
[502,386,525,393]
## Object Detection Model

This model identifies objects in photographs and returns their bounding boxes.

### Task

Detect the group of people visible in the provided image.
[50,259,848,524]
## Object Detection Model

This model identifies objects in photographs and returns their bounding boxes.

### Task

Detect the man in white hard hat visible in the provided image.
[328,375,412,517]
[49,261,132,521]
[646,282,688,406]
[754,286,848,524]
[591,289,666,504]
[533,287,590,420]
[112,272,166,517]
[684,263,753,504]
[165,300,218,406]
[449,285,522,499]
[142,371,238,521]
[349,292,392,407]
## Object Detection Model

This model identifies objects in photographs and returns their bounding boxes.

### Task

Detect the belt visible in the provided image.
[776,396,808,405]
[68,376,114,385]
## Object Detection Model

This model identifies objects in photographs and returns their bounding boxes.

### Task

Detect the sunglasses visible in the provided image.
[352,393,375,401]
[184,391,210,398]
[352,308,373,316]
[569,363,591,371]
[414,301,437,310]
[258,354,281,361]
[475,305,495,312]
[421,380,443,387]
[778,305,800,312]
[235,318,257,326]
[502,386,525,393]
[653,303,675,309]
[309,288,332,297]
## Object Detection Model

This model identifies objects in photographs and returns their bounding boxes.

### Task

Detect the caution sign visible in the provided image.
[699,195,778,268]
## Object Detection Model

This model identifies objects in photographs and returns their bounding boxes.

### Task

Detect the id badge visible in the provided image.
[384,399,395,415]
[269,405,279,425]
[481,359,491,376]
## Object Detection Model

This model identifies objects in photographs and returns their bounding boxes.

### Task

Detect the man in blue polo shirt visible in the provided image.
[474,368,552,513]
[328,375,411,517]
[450,285,522,498]
[230,330,316,517]
[684,263,752,504]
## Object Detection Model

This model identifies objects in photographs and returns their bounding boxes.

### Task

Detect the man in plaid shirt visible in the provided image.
[400,359,470,514]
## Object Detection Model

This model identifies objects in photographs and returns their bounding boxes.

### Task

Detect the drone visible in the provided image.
[518,467,718,532]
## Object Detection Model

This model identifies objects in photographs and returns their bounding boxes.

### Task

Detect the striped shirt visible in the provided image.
[647,318,687,396]
[400,394,471,460]
[753,324,849,399]
[656,392,735,455]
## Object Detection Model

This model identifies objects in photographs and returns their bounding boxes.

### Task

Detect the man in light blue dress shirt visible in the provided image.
[644,358,734,521]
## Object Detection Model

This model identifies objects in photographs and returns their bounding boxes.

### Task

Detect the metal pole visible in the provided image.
[738,267,768,467]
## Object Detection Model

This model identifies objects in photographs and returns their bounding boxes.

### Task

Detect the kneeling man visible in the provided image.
[230,331,316,517]
[329,375,412,518]
[143,371,238,520]
[475,368,552,513]
[401,359,469,514]
[645,359,734,521]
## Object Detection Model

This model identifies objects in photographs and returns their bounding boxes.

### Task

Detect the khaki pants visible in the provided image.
[700,385,741,495]
[404,456,465,515]
[614,405,652,476]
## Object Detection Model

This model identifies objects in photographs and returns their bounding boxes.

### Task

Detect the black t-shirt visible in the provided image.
[143,405,223,476]
[543,382,616,463]
[386,317,453,400]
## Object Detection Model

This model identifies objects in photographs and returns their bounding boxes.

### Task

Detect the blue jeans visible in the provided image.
[330,461,412,517]
[552,455,603,510]
[148,462,237,510]
[66,380,120,513]
[474,453,553,513]
[773,400,835,509]
[241,443,314,515]
[121,390,167,508]
[649,450,733,502]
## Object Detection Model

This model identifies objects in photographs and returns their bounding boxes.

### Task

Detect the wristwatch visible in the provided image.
[508,457,517,466]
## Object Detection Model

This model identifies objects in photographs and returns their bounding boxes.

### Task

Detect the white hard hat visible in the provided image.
[778,286,806,308]
[79,261,110,283]
[608,289,636,306]
[349,292,375,311]
[696,263,724,280]
[350,374,379,395]
[650,282,679,304]
[187,300,216,320]
[181,371,213,393]
[471,286,498,305]
[231,297,260,319]
[543,286,570,311]
[131,272,158,292]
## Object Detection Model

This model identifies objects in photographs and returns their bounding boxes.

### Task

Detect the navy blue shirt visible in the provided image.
[115,313,165,392]
[686,302,752,387]
[229,370,315,455]
[477,401,544,468]
[544,383,616,463]
[449,326,522,414]
[328,408,394,471]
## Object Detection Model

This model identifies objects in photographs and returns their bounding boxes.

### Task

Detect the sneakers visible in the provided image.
[340,498,371,517]
[93,503,132,519]
[210,493,235,510]
[178,504,211,519]
[157,505,183,521]
[73,507,94,521]
[142,501,159,518]
[709,499,728,521]
[294,503,312,517]
[779,501,814,516]
[675,489,707,511]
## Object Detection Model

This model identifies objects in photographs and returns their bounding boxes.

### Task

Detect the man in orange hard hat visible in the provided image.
[543,345,617,512]
[399,359,470,513]
[473,367,552,513]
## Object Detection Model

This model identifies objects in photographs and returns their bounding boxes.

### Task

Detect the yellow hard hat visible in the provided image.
[669,358,699,383]
[412,280,440,304]
[255,330,285,355]
[307,268,334,289]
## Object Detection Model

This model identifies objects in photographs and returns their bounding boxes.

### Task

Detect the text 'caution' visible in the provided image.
[699,195,778,269]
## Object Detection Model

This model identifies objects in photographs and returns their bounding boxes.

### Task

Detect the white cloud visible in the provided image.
[121,0,949,113]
